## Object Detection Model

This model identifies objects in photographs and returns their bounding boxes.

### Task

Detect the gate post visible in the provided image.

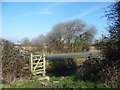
[43,53,46,76]
[30,53,33,73]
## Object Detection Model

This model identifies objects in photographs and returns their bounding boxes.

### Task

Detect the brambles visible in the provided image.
[2,39,32,84]
[79,56,120,88]
[85,2,120,87]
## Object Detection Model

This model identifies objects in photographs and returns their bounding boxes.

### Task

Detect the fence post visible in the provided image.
[43,53,46,76]
[30,53,33,73]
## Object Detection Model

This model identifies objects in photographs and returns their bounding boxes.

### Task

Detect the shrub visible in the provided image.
[2,39,31,84]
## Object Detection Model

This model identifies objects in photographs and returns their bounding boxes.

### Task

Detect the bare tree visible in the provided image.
[21,38,31,46]
[32,35,45,46]
[31,35,45,53]
[45,19,97,54]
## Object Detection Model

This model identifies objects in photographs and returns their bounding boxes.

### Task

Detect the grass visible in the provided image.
[3,75,110,88]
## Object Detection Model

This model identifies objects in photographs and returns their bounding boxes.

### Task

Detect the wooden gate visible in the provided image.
[30,53,46,76]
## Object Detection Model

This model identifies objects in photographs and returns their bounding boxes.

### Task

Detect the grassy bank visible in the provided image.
[3,75,109,88]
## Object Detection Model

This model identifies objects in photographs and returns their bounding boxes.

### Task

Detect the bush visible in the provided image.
[79,56,120,88]
[2,39,32,84]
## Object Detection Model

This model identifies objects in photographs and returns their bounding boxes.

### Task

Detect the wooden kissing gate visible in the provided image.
[30,53,46,76]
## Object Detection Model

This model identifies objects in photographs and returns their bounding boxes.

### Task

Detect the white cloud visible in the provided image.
[78,8,99,18]
[85,13,104,18]
[29,3,61,15]
[14,2,62,18]
[68,3,108,20]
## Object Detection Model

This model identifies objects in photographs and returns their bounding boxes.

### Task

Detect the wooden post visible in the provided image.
[30,53,33,73]
[43,53,46,76]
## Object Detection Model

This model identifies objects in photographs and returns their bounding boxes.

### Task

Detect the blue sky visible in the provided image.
[2,2,113,43]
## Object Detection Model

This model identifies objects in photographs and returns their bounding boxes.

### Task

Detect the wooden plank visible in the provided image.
[34,69,44,72]
[34,67,43,69]
[32,58,43,61]
[33,62,43,65]
[32,68,44,71]
[36,65,44,68]
[34,69,44,71]
[32,65,43,68]
[34,71,44,75]
[33,62,43,64]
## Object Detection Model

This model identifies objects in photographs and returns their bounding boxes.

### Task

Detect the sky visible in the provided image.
[2,2,114,43]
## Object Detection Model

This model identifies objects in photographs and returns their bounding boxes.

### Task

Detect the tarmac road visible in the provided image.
[46,52,102,60]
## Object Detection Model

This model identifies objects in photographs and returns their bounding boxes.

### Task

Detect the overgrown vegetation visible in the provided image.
[102,2,120,61]
[87,2,120,88]
[78,56,120,88]
[99,1,120,87]
[2,39,32,84]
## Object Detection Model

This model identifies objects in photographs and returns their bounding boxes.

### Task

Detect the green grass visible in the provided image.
[3,75,110,88]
